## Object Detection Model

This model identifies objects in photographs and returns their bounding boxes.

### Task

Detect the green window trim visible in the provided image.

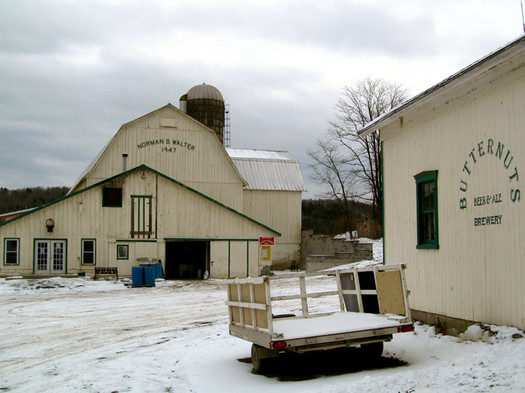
[117,244,129,260]
[415,171,439,249]
[81,239,96,265]
[4,238,20,265]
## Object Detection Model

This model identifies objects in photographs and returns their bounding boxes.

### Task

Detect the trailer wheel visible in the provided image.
[251,344,265,373]
[361,341,383,358]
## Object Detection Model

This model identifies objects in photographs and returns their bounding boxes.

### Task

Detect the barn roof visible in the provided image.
[227,148,307,192]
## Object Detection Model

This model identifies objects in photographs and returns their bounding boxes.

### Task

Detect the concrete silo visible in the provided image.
[179,83,225,144]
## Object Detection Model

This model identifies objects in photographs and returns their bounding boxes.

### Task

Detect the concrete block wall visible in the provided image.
[301,230,373,271]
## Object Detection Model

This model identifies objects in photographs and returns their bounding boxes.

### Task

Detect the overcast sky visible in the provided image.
[1,0,523,199]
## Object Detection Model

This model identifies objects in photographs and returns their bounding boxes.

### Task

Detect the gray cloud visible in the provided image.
[0,0,521,199]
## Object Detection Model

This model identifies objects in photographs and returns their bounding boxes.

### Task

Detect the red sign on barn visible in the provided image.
[259,236,274,245]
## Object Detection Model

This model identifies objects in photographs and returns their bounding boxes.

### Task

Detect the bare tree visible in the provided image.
[307,139,358,231]
[309,77,407,229]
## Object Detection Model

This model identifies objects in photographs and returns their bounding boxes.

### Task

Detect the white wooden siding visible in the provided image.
[209,241,259,279]
[0,168,276,277]
[242,190,302,264]
[80,106,245,210]
[382,64,525,328]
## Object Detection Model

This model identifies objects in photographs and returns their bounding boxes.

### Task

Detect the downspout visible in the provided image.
[246,241,250,278]
[381,140,385,265]
[227,241,231,279]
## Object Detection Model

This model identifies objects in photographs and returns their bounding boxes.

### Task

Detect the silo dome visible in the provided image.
[187,83,224,101]
[183,83,226,144]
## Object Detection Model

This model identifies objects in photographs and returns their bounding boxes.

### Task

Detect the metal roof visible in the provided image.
[0,207,35,219]
[227,148,307,192]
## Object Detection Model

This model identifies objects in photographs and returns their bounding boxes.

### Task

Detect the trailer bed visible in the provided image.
[226,264,413,371]
[273,311,404,340]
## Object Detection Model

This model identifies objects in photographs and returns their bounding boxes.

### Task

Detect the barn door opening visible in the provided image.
[165,241,209,279]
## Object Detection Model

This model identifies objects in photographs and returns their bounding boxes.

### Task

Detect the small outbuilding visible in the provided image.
[1,84,306,279]
[359,36,525,330]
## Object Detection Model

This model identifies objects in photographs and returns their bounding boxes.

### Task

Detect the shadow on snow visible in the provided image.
[238,347,409,382]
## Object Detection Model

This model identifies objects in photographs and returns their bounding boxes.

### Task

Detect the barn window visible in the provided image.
[102,187,122,207]
[4,238,20,265]
[81,239,96,265]
[117,244,129,260]
[415,171,439,249]
[130,195,153,238]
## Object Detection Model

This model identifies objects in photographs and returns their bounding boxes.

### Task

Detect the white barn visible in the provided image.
[1,84,306,279]
[359,36,525,330]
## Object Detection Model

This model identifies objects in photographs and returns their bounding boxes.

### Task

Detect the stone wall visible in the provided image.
[301,230,373,272]
[356,218,382,239]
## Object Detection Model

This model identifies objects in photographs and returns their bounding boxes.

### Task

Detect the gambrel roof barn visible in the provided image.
[1,84,305,279]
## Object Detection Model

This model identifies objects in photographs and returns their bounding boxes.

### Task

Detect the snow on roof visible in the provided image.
[227,148,307,192]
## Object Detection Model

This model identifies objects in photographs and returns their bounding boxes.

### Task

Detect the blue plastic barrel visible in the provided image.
[153,263,163,278]
[143,266,156,287]
[132,266,144,287]
[140,263,163,279]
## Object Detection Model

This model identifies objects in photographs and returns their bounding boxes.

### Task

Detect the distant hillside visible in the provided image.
[302,199,373,236]
[0,187,70,214]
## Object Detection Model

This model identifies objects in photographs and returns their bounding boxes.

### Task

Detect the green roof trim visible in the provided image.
[0,164,281,236]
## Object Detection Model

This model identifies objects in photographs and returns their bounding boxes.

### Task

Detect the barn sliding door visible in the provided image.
[34,240,66,274]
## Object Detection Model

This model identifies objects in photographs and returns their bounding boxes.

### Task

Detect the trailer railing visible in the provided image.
[227,264,411,345]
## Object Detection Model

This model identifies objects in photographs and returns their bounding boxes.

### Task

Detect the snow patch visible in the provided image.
[2,239,525,392]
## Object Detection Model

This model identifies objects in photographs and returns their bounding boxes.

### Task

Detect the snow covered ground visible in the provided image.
[1,240,525,392]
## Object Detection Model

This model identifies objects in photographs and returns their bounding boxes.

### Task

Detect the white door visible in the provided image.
[35,240,66,274]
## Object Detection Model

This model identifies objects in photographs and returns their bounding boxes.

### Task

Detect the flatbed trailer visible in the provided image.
[226,264,414,372]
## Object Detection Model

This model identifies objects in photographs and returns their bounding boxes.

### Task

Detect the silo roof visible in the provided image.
[227,148,307,192]
[187,83,224,101]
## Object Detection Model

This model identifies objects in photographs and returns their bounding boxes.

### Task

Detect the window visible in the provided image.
[130,195,153,238]
[102,187,122,207]
[415,171,439,249]
[4,238,20,265]
[117,244,129,260]
[81,239,96,265]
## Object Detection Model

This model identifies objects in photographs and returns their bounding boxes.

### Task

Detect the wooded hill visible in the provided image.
[301,199,373,236]
[0,187,69,214]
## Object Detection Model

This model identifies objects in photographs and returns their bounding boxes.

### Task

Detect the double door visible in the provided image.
[35,240,66,274]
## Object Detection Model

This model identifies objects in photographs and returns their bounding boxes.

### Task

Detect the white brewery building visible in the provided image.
[360,36,525,330]
[1,84,306,279]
